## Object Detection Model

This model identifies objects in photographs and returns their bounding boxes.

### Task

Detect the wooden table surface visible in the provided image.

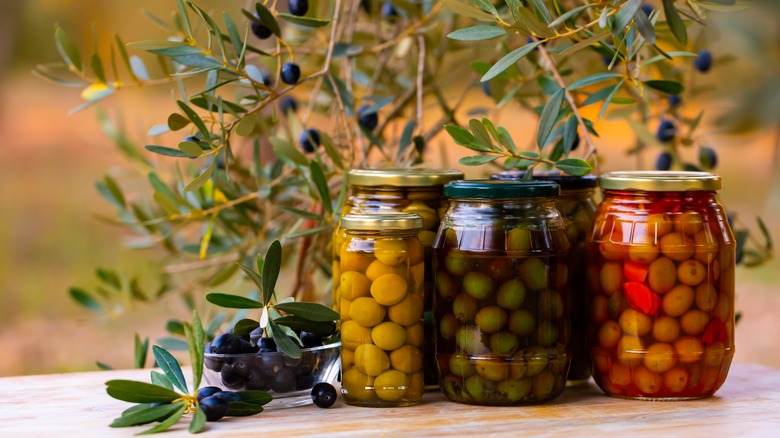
[2,363,780,437]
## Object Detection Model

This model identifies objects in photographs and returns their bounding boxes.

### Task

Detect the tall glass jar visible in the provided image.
[337,213,425,407]
[586,171,735,400]
[334,168,463,390]
[492,170,599,385]
[433,180,571,405]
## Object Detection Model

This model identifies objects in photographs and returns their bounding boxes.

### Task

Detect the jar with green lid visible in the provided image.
[586,171,735,400]
[334,168,463,390]
[433,180,571,405]
[492,170,599,385]
[338,213,425,407]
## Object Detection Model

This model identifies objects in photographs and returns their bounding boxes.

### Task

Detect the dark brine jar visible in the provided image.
[333,168,464,390]
[586,171,735,400]
[433,180,571,405]
[492,170,599,385]
[338,213,425,407]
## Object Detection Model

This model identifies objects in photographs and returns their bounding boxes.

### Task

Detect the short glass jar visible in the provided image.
[586,171,735,400]
[433,180,571,405]
[333,168,463,390]
[337,213,425,407]
[492,170,599,385]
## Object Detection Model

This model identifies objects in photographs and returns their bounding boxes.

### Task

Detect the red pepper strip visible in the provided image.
[623,281,661,316]
[702,318,728,344]
[623,260,649,282]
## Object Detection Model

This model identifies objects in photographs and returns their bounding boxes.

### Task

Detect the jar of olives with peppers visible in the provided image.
[333,168,463,390]
[492,171,599,385]
[337,213,426,407]
[586,171,735,400]
[433,180,571,405]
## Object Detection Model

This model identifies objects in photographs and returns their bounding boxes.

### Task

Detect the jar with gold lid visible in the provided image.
[334,168,463,390]
[587,171,735,400]
[337,213,425,407]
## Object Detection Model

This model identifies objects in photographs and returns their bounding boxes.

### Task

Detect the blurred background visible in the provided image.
[0,0,778,376]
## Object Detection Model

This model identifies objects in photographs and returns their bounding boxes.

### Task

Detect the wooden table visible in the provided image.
[2,363,780,436]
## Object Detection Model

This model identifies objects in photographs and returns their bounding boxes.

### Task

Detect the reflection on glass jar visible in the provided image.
[492,171,599,385]
[434,180,571,405]
[337,213,425,407]
[586,171,735,400]
[333,168,463,390]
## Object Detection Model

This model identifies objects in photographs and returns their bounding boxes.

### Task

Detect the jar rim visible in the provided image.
[600,171,721,191]
[444,179,560,199]
[340,213,423,230]
[348,168,463,187]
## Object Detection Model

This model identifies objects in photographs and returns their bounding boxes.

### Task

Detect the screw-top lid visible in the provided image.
[491,170,598,190]
[444,180,560,199]
[340,213,424,230]
[348,168,464,187]
[600,171,721,191]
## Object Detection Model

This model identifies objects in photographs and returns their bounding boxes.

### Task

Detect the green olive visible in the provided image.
[507,227,533,251]
[439,312,459,340]
[445,252,472,276]
[463,271,495,299]
[537,289,564,320]
[695,283,718,312]
[518,257,547,292]
[524,346,549,377]
[456,325,489,355]
[662,284,694,317]
[436,269,458,301]
[664,367,690,393]
[465,375,487,399]
[647,213,674,237]
[607,292,628,319]
[498,378,531,402]
[403,201,438,230]
[496,279,526,310]
[677,259,706,286]
[644,342,676,373]
[599,234,629,261]
[531,370,556,400]
[489,332,519,355]
[617,335,644,366]
[648,257,677,294]
[452,293,477,321]
[652,316,681,343]
[475,358,510,381]
[609,362,632,386]
[508,309,536,337]
[674,211,703,236]
[674,336,704,363]
[619,308,652,336]
[536,320,559,347]
[634,367,662,395]
[694,230,719,264]
[418,230,437,248]
[628,243,660,264]
[475,306,508,333]
[600,262,623,295]
[449,353,475,378]
[598,320,621,348]
[510,352,528,379]
[680,309,710,335]
[373,238,408,266]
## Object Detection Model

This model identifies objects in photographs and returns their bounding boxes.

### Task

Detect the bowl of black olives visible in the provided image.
[203,328,340,408]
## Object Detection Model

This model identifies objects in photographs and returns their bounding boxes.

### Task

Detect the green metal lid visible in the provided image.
[444,180,560,199]
[340,213,424,230]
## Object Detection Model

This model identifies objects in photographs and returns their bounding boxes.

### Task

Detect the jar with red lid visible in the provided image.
[586,171,735,400]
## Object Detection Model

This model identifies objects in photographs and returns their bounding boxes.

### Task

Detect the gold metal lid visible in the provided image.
[340,213,424,230]
[600,171,721,191]
[348,168,464,187]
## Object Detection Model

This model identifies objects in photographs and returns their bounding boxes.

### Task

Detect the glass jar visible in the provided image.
[433,180,571,405]
[586,171,735,400]
[334,168,463,390]
[337,213,425,407]
[492,170,599,385]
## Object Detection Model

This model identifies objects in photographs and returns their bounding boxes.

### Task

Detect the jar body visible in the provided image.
[586,189,735,400]
[557,189,599,384]
[433,198,571,405]
[338,228,425,407]
[334,184,449,389]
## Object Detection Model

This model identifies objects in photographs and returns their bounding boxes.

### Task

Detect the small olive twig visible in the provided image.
[535,43,601,174]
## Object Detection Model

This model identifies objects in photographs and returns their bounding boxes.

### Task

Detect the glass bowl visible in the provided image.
[203,342,340,408]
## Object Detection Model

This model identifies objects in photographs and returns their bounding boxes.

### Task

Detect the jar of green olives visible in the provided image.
[586,171,735,400]
[433,180,571,405]
[334,168,463,390]
[338,213,425,407]
[492,171,599,385]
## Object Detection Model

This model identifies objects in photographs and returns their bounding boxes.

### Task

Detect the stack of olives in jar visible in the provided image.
[333,168,463,390]
[433,180,571,405]
[492,170,599,385]
[587,171,735,400]
[337,213,427,407]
